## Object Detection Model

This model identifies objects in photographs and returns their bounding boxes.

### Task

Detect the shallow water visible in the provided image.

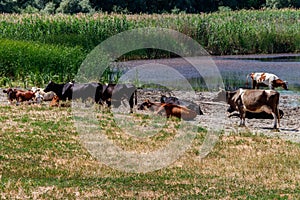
[122,53,300,92]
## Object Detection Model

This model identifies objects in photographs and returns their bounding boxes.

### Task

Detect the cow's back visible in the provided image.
[242,89,279,109]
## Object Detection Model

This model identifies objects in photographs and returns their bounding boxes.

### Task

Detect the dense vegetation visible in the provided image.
[0,9,299,86]
[1,0,300,14]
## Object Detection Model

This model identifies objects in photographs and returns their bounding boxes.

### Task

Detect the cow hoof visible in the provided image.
[273,128,280,132]
[239,124,246,127]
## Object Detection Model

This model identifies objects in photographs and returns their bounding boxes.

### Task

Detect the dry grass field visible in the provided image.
[0,103,300,199]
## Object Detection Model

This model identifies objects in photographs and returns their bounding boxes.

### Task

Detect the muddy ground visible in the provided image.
[136,89,300,144]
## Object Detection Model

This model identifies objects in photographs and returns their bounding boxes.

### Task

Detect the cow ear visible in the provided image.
[3,90,7,93]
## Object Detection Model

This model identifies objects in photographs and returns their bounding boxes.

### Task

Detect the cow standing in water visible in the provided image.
[226,89,280,129]
[246,72,288,90]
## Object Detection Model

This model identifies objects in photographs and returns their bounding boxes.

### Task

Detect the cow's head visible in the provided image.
[3,88,17,102]
[213,89,227,102]
[226,90,239,113]
[273,79,288,90]
[282,81,288,90]
[160,95,167,103]
[138,100,152,110]
[44,81,54,93]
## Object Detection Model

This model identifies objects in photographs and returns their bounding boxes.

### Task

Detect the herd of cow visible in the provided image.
[2,72,289,130]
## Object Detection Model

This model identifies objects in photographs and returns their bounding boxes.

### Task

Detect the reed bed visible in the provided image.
[1,10,299,54]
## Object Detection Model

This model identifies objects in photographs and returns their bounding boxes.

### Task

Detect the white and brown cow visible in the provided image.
[31,87,55,102]
[226,89,280,129]
[246,72,288,90]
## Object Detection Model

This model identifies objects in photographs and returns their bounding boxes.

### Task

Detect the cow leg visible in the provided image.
[271,112,278,129]
[16,97,21,106]
[252,80,256,89]
[273,106,280,130]
[106,99,112,112]
[239,112,246,126]
[238,107,246,126]
[260,105,278,129]
[129,95,134,113]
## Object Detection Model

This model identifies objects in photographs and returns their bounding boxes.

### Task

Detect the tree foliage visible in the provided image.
[0,0,299,14]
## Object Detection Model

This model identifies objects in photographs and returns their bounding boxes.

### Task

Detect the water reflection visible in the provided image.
[120,54,300,91]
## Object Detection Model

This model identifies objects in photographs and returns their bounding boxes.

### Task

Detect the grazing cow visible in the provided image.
[44,81,137,113]
[3,88,35,104]
[101,83,137,113]
[44,81,74,100]
[226,89,280,129]
[71,82,137,113]
[44,81,105,103]
[246,72,288,90]
[71,82,104,103]
[138,99,197,120]
[160,95,203,115]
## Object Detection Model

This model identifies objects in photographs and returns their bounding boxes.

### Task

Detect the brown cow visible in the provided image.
[246,72,288,90]
[3,88,35,104]
[226,89,280,129]
[138,99,197,120]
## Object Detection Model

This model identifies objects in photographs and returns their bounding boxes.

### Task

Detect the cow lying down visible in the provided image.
[226,89,280,129]
[3,88,35,104]
[31,87,55,102]
[160,95,203,115]
[138,99,197,120]
[49,95,71,107]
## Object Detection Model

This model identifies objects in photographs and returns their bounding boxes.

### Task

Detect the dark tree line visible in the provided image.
[0,0,299,14]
